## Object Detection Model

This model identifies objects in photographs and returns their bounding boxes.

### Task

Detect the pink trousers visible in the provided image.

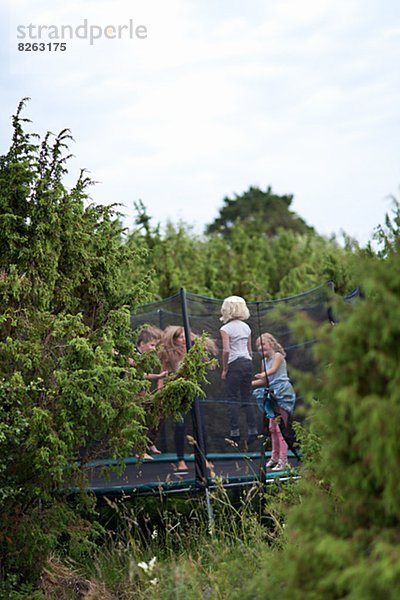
[269,408,289,462]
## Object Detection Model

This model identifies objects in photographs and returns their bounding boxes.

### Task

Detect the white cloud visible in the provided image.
[1,0,399,244]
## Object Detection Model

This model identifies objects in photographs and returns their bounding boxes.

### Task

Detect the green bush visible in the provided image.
[0,101,210,587]
[243,204,400,599]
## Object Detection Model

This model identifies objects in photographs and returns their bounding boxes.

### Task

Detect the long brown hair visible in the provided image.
[158,326,187,372]
[158,325,218,372]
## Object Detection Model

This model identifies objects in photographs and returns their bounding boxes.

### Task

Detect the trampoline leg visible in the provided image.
[205,487,215,533]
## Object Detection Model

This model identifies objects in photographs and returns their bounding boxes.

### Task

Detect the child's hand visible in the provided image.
[221,368,227,380]
[252,372,267,386]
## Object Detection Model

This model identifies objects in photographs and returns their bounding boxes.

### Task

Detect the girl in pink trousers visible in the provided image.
[253,333,296,471]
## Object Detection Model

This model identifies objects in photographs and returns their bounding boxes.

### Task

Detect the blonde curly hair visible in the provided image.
[220,295,250,324]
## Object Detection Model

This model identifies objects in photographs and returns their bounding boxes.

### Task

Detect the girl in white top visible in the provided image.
[220,296,257,443]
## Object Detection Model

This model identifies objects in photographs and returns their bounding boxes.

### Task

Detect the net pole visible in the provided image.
[327,280,336,324]
[256,302,268,488]
[180,288,214,528]
[179,288,211,488]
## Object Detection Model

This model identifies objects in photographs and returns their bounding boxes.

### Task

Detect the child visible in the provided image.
[134,327,168,382]
[157,325,217,473]
[220,296,258,444]
[253,333,296,470]
[133,326,168,458]
[157,326,191,472]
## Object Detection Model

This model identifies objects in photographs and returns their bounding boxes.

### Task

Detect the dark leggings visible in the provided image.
[174,402,208,461]
[226,357,257,434]
[174,420,186,460]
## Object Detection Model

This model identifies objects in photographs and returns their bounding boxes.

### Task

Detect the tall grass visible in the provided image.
[37,477,299,599]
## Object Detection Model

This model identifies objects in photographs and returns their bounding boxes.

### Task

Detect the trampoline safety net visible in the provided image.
[130,284,333,459]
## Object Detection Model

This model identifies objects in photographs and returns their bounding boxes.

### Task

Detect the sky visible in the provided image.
[1,0,400,244]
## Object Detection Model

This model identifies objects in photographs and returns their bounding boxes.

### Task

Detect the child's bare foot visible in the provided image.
[177,460,188,472]
[149,444,161,454]
[136,452,154,460]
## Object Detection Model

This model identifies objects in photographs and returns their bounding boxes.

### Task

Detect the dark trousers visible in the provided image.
[226,357,257,436]
[174,401,208,461]
[174,419,186,460]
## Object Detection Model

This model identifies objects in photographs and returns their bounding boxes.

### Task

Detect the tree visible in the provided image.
[242,203,400,599]
[128,203,355,302]
[205,185,315,238]
[0,101,211,589]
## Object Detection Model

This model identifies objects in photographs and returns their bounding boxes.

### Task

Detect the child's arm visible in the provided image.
[220,330,230,380]
[157,362,169,389]
[145,370,168,381]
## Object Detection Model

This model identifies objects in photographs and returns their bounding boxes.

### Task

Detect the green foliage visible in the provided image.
[373,198,400,258]
[128,204,357,301]
[0,101,213,587]
[244,203,400,598]
[149,336,217,426]
[205,185,315,238]
[2,100,395,596]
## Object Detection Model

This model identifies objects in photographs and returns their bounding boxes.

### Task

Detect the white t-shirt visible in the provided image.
[220,319,251,364]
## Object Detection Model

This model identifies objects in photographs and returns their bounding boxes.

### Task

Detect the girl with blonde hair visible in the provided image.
[220,296,258,444]
[253,332,296,470]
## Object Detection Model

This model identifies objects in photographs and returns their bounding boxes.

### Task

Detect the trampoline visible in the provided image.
[84,450,300,496]
[76,283,352,497]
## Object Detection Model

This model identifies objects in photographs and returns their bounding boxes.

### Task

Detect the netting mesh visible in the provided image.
[130,284,333,458]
